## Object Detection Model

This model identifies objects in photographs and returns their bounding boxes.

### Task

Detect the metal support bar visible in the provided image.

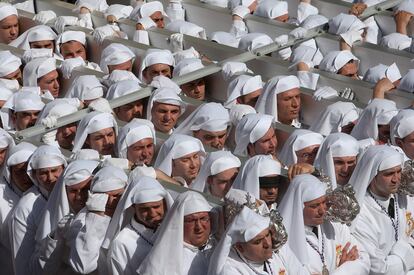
[361,0,404,19]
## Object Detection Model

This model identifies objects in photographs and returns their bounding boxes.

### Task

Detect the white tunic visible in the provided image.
[304,222,370,275]
[183,242,211,275]
[107,218,154,275]
[353,193,414,274]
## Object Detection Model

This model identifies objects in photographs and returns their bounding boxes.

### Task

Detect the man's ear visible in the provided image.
[10,111,17,125]
[234,243,244,253]
[247,143,254,156]
[395,137,404,148]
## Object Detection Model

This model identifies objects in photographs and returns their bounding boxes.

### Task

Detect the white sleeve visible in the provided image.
[229,20,248,39]
[107,241,127,275]
[279,245,311,275]
[68,212,111,274]
[297,71,319,90]
[133,30,150,45]
[33,235,65,274]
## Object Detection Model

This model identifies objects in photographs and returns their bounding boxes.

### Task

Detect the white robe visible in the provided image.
[220,245,310,275]
[353,193,414,274]
[304,222,370,275]
[183,242,211,275]
[107,218,154,275]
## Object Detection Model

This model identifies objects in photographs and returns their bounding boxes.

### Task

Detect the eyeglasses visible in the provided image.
[184,216,210,226]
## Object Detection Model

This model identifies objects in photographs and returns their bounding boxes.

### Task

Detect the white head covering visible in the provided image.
[72,111,118,153]
[228,0,256,10]
[319,50,359,73]
[399,69,414,92]
[210,32,239,48]
[71,149,100,161]
[166,20,207,39]
[174,102,230,135]
[10,25,57,50]
[208,206,270,275]
[104,4,134,21]
[389,109,414,145]
[36,99,79,125]
[3,90,44,112]
[238,33,273,52]
[117,118,156,158]
[254,0,288,19]
[74,0,109,12]
[0,3,17,22]
[139,49,174,83]
[313,133,359,188]
[90,165,127,193]
[3,142,36,189]
[398,0,414,14]
[278,174,327,264]
[100,43,135,74]
[380,33,412,51]
[129,1,167,21]
[55,31,86,57]
[301,14,328,29]
[225,75,263,108]
[172,58,204,78]
[103,69,140,87]
[348,145,403,207]
[23,57,57,87]
[328,13,365,35]
[279,129,323,166]
[0,86,13,101]
[234,113,273,157]
[137,191,212,275]
[36,160,99,242]
[65,75,105,101]
[146,87,186,121]
[290,42,323,69]
[0,51,21,77]
[27,145,67,189]
[362,63,401,84]
[309,101,360,136]
[154,134,205,177]
[232,155,281,198]
[255,75,300,122]
[229,104,256,126]
[103,175,174,249]
[192,151,241,193]
[351,98,397,141]
[106,79,142,100]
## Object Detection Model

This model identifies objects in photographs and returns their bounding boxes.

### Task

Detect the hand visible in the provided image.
[349,3,367,16]
[274,34,289,46]
[297,61,310,72]
[60,56,85,79]
[339,242,359,266]
[170,33,184,52]
[288,163,315,181]
[41,115,58,128]
[54,16,79,34]
[313,86,339,101]
[88,98,113,114]
[41,130,58,145]
[33,10,57,24]
[290,27,307,39]
[395,10,413,34]
[86,192,108,214]
[55,213,74,240]
[373,78,395,99]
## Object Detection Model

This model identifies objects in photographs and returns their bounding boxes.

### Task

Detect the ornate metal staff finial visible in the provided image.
[399,160,414,196]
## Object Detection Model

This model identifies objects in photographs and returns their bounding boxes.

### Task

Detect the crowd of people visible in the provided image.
[0,0,414,274]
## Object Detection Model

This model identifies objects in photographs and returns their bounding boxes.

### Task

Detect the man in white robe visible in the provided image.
[173,58,206,101]
[23,57,60,98]
[225,75,263,108]
[138,190,213,275]
[0,3,18,44]
[10,25,57,51]
[106,176,174,275]
[100,43,135,74]
[349,145,414,274]
[279,174,370,274]
[138,49,175,84]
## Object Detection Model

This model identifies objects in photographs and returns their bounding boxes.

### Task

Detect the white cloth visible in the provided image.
[228,0,255,10]
[154,134,205,177]
[225,75,263,108]
[255,75,300,122]
[74,0,109,12]
[137,191,212,275]
[234,113,273,157]
[399,69,414,93]
[313,133,359,188]
[0,51,21,77]
[129,1,167,21]
[192,151,241,194]
[380,33,412,51]
[100,43,135,74]
[301,14,328,29]
[290,41,323,69]
[0,3,17,21]
[210,32,239,48]
[279,129,323,166]
[232,155,281,199]
[173,58,204,78]
[174,102,230,135]
[0,86,13,102]
[297,2,318,24]
[238,33,273,52]
[253,0,288,19]
[72,111,118,153]
[166,20,206,39]
[139,49,174,83]
[146,87,186,121]
[23,57,57,87]
[117,118,156,159]
[309,101,360,136]
[328,13,365,35]
[319,50,359,74]
[55,30,86,57]
[65,75,105,101]
[229,104,256,127]
[103,69,140,87]
[363,63,401,84]
[390,109,414,145]
[351,98,397,141]
[10,25,57,51]
[104,4,133,21]
[106,79,142,100]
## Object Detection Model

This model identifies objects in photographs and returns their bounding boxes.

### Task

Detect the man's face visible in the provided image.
[333,156,357,186]
[3,68,22,85]
[303,195,327,226]
[259,186,278,207]
[85,127,116,156]
[34,165,65,193]
[114,100,144,122]
[151,102,181,133]
[338,60,358,79]
[66,177,92,214]
[0,15,19,44]
[143,63,172,83]
[56,123,77,150]
[105,188,124,217]
[235,228,272,262]
[277,88,301,125]
[134,199,166,229]
[29,40,54,51]
[127,137,154,165]
[172,152,201,184]
[180,78,206,100]
[207,167,239,198]
[370,165,402,198]
[150,11,165,29]
[247,127,277,158]
[378,124,390,145]
[237,88,262,107]
[13,110,40,130]
[183,211,211,247]
[275,13,289,23]
[397,131,414,159]
[296,145,320,165]
[10,162,33,192]
[0,146,8,167]
[60,41,87,60]
[38,70,60,98]
[193,129,228,150]
[108,60,133,73]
